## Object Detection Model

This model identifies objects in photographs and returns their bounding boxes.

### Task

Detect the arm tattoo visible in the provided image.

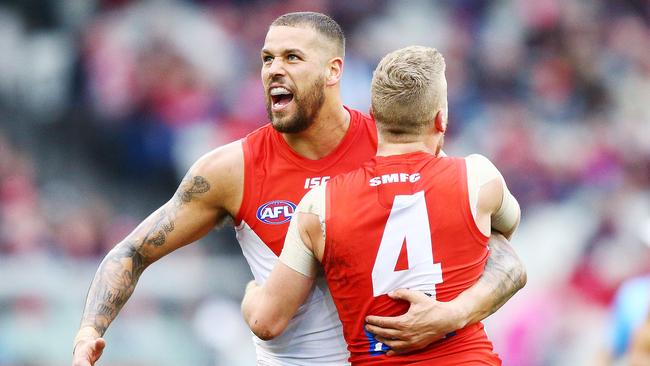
[79,243,146,335]
[79,174,211,336]
[177,176,210,203]
[144,175,210,247]
[480,234,527,315]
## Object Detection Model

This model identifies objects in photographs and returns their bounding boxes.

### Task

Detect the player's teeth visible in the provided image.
[270,87,290,96]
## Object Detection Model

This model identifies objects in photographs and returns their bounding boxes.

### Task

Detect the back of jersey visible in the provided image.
[323,151,501,365]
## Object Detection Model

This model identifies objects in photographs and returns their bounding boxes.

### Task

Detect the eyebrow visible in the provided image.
[261,48,306,57]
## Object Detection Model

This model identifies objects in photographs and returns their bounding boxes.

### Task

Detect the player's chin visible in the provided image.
[276,123,310,134]
[271,113,298,131]
[272,121,297,133]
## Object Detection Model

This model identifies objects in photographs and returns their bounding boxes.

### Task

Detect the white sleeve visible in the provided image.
[278,185,326,278]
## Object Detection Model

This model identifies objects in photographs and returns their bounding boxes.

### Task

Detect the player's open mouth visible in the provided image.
[270,86,294,111]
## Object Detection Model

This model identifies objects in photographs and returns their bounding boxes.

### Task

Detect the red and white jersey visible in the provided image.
[234,107,377,365]
[323,152,501,365]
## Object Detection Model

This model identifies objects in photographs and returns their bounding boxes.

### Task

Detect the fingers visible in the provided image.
[72,357,91,366]
[92,338,106,358]
[383,340,410,355]
[387,289,414,301]
[73,340,92,366]
[73,338,106,366]
[72,344,92,366]
[375,335,406,346]
[374,337,415,356]
[387,288,431,303]
[365,323,403,339]
[365,314,404,329]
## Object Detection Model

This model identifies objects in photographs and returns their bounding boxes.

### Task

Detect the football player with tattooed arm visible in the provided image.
[242,45,522,365]
[72,12,526,366]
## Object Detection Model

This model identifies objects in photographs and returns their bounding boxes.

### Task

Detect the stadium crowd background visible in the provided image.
[0,0,649,365]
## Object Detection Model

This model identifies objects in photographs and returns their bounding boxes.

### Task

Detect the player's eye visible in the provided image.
[262,55,274,63]
[287,54,300,61]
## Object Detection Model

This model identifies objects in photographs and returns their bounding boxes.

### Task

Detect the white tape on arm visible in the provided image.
[466,154,499,220]
[491,185,520,236]
[466,154,520,236]
[280,218,319,278]
[278,185,327,278]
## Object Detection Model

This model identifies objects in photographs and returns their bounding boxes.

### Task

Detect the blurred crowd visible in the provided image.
[0,0,649,365]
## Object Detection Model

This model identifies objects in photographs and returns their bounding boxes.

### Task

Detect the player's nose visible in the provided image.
[267,57,286,77]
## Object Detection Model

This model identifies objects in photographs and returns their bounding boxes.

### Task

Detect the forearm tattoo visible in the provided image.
[79,174,211,336]
[480,236,527,316]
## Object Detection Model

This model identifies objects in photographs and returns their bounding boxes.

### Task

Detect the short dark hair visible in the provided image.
[271,12,345,57]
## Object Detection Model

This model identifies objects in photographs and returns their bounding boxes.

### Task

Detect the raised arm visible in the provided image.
[72,142,243,366]
[365,154,526,355]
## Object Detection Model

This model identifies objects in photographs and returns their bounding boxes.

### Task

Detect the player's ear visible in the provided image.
[326,57,343,86]
[434,111,446,133]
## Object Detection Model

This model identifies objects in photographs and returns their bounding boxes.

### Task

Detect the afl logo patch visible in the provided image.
[256,200,296,225]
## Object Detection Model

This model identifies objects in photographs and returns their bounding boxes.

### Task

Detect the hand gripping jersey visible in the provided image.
[323,152,501,365]
[235,108,377,365]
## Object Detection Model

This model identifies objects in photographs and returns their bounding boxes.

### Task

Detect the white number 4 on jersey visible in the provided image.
[371,191,443,298]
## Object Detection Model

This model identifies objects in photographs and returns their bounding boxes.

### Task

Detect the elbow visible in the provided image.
[242,286,285,341]
[511,257,527,292]
[518,266,528,290]
[249,315,284,341]
[252,325,280,341]
[489,230,526,292]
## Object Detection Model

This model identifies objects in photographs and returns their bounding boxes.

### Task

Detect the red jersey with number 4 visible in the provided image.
[323,151,501,365]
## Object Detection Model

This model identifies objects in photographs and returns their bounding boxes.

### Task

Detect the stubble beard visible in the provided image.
[267,78,325,134]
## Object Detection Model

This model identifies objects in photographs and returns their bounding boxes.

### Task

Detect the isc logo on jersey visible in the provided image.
[256,200,296,224]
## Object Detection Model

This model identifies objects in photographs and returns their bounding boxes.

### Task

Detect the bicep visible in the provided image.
[122,144,242,262]
[127,187,223,262]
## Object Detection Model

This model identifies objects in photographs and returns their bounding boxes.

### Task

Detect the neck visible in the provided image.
[281,100,350,160]
[376,135,442,157]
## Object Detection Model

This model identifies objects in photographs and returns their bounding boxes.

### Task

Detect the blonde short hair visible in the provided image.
[371,46,446,140]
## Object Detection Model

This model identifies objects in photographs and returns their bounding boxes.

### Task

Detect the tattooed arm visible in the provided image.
[364,233,526,355]
[452,233,527,322]
[72,142,243,366]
